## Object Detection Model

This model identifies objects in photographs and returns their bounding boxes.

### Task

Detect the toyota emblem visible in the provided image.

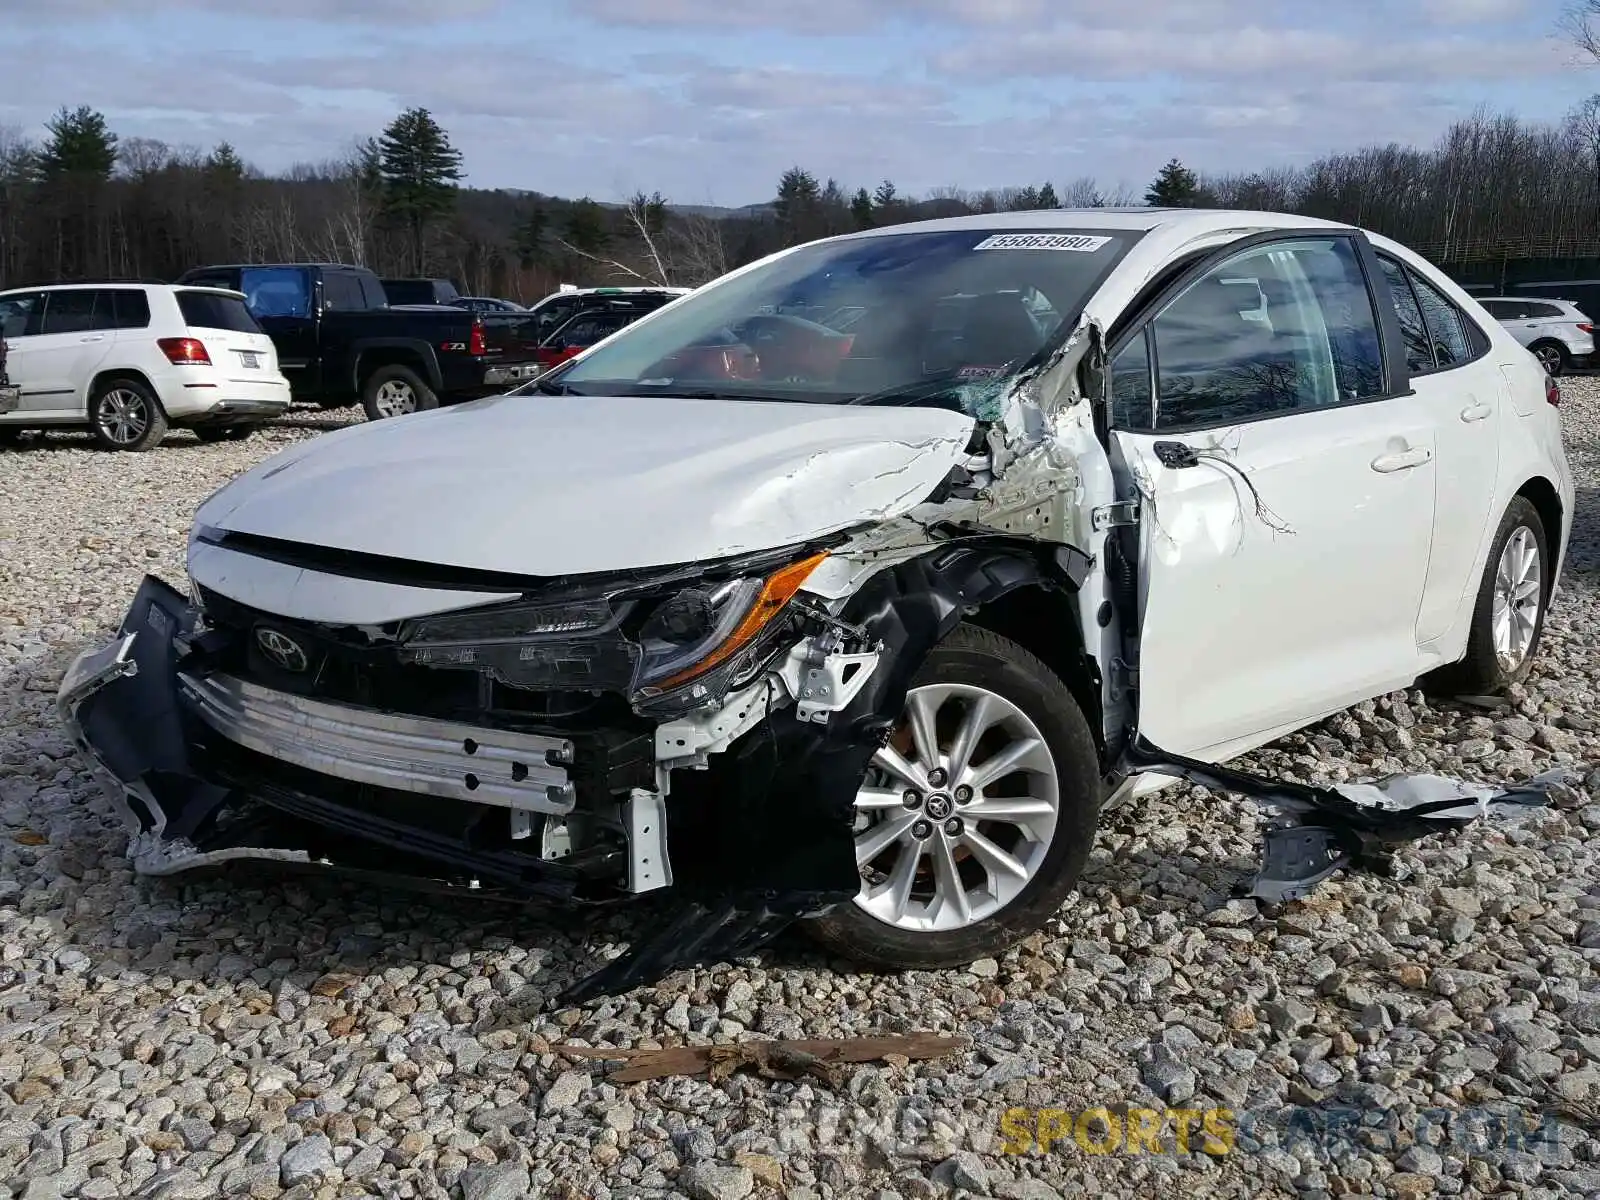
[255,626,309,673]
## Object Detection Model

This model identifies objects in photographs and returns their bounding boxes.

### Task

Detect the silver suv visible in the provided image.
[1478,296,1593,376]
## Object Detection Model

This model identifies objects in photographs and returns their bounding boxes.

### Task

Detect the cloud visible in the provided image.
[932,24,1568,84]
[0,0,1588,206]
[0,0,509,20]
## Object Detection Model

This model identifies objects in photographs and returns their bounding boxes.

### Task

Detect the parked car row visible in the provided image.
[0,269,691,448]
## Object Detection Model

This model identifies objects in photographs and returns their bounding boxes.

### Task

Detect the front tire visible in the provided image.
[90,378,167,452]
[1433,497,1550,695]
[361,365,437,421]
[801,623,1102,970]
[1531,341,1568,377]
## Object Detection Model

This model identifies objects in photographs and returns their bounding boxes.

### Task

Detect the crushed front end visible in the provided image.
[58,530,928,1000]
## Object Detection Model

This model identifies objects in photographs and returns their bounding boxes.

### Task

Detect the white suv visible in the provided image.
[1477,295,1594,376]
[0,282,291,451]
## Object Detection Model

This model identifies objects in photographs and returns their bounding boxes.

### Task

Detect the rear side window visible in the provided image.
[240,267,311,319]
[41,290,110,334]
[1525,302,1564,319]
[177,291,263,333]
[109,290,151,330]
[1376,257,1435,375]
[359,274,388,308]
[1479,299,1515,319]
[323,272,366,311]
[1409,273,1473,368]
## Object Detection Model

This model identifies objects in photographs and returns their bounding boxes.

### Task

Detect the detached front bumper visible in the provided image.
[56,576,615,900]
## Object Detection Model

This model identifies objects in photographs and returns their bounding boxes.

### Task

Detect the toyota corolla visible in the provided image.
[59,209,1574,1001]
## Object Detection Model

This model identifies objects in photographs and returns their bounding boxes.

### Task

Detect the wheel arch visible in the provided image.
[1513,474,1563,593]
[964,582,1105,757]
[352,340,442,392]
[89,368,168,417]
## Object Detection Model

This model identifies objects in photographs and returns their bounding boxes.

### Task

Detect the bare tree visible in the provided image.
[1562,1,1600,60]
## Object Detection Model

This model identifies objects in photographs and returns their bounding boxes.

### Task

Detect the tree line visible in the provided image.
[3,95,1600,301]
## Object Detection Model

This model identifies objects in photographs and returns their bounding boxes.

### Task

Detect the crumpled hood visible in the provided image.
[196,393,976,576]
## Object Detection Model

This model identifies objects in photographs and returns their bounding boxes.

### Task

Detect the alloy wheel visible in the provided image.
[851,682,1060,932]
[1535,344,1563,374]
[95,388,150,447]
[1491,525,1542,672]
[374,379,417,417]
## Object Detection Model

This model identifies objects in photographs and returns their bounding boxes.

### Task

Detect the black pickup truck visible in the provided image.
[175,263,542,421]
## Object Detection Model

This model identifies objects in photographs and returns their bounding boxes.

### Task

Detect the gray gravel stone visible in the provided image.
[278,1135,332,1187]
[679,1161,755,1200]
[459,1162,532,1200]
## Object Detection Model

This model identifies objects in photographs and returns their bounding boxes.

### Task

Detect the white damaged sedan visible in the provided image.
[59,209,1575,1001]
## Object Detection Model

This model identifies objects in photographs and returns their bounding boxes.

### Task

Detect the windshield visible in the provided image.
[526,227,1138,416]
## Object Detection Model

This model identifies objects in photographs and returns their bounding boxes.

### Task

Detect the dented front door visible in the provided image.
[1106,234,1436,760]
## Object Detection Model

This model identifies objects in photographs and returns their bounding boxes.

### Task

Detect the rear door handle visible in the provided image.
[1371,446,1433,473]
[1460,403,1492,423]
[78,335,105,343]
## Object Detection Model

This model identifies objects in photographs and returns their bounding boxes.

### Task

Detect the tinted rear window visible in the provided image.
[177,291,262,333]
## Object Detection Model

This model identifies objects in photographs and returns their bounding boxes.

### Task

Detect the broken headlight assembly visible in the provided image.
[631,551,826,714]
[396,552,828,714]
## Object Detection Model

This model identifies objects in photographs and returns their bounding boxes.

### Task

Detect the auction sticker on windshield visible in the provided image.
[973,233,1112,252]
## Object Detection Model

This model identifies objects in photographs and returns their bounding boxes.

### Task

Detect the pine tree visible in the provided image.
[38,106,117,181]
[849,187,875,230]
[205,142,246,183]
[564,198,609,255]
[516,203,549,267]
[774,167,822,244]
[375,107,464,274]
[1036,181,1060,209]
[872,179,897,209]
[1145,158,1201,207]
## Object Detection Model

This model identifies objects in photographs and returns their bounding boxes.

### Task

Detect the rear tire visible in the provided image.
[193,424,258,443]
[1429,497,1550,696]
[800,623,1102,970]
[90,378,167,452]
[361,365,437,421]
[1531,341,1568,377]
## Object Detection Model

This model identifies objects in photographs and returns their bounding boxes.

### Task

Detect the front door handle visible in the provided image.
[1371,446,1433,473]
[78,335,105,343]
[1459,402,1492,423]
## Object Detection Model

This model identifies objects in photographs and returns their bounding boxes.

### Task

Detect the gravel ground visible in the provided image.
[2,392,1599,1200]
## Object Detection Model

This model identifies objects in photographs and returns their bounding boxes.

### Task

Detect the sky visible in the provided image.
[0,0,1593,207]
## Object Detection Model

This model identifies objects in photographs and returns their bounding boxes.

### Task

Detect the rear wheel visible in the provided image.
[90,378,167,452]
[801,623,1102,969]
[1531,340,1568,377]
[361,365,437,421]
[193,424,258,443]
[1431,497,1550,695]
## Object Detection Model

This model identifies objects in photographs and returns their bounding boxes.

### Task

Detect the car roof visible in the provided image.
[827,207,1351,244]
[0,282,245,297]
[1479,295,1582,307]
